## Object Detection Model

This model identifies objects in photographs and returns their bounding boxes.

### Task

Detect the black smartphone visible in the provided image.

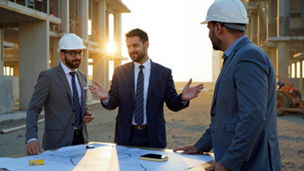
[140,153,168,161]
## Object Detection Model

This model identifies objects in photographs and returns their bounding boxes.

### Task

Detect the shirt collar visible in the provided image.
[223,35,247,58]
[134,58,151,71]
[60,62,77,75]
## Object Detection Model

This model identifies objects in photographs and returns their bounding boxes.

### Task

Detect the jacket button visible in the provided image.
[71,123,74,126]
[72,109,76,112]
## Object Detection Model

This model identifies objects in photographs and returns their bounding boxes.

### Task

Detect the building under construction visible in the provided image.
[0,0,130,113]
[243,0,304,91]
[212,0,304,93]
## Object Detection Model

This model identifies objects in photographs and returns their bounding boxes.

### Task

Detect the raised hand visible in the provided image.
[89,80,109,100]
[181,79,204,101]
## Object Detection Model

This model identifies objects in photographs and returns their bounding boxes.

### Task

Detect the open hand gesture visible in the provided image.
[89,81,109,100]
[181,79,204,101]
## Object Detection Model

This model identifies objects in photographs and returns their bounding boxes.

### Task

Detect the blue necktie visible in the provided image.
[134,65,144,125]
[69,72,82,128]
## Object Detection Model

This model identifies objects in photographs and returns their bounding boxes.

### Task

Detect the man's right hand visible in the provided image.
[173,145,200,154]
[89,80,109,100]
[26,140,42,155]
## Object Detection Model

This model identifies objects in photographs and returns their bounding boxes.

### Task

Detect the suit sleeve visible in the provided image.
[165,70,189,111]
[194,124,213,152]
[101,67,119,110]
[26,71,50,141]
[220,51,269,170]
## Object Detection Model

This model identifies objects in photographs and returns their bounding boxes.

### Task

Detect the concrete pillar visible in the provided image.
[0,28,3,76]
[247,15,252,40]
[52,38,61,67]
[268,47,278,75]
[60,0,69,33]
[278,0,289,36]
[0,76,13,113]
[79,0,89,76]
[277,42,289,79]
[114,12,122,67]
[19,21,49,110]
[79,0,88,40]
[251,13,258,45]
[93,0,108,88]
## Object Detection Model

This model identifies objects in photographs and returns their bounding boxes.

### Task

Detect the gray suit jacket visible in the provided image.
[26,64,88,150]
[195,37,281,171]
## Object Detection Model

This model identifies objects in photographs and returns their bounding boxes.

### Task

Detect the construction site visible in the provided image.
[0,0,303,170]
[0,0,130,113]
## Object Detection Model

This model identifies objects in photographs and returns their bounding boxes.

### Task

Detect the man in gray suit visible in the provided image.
[26,33,94,155]
[174,0,281,170]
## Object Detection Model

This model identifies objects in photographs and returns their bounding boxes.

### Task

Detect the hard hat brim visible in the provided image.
[200,20,208,24]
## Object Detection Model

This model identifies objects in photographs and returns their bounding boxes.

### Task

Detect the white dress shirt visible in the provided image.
[60,62,82,105]
[132,58,151,125]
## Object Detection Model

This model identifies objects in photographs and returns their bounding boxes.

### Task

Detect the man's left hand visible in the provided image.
[181,78,204,101]
[205,162,228,171]
[83,111,94,124]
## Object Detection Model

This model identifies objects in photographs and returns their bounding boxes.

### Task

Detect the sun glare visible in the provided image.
[106,41,117,55]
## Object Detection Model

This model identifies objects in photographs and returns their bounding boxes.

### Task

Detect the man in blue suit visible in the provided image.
[89,28,204,148]
[174,0,281,170]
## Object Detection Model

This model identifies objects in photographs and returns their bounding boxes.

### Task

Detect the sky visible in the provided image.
[120,0,214,82]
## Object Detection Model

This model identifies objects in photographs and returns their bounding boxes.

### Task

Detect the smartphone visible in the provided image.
[140,153,168,162]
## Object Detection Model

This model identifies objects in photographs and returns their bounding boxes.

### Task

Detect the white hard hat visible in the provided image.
[58,33,86,51]
[201,0,249,25]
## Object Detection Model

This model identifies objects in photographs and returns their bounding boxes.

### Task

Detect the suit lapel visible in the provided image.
[76,71,86,110]
[56,64,73,104]
[127,62,135,103]
[147,61,157,104]
[211,37,250,108]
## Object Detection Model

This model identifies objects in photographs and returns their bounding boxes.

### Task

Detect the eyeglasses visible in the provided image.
[62,50,83,57]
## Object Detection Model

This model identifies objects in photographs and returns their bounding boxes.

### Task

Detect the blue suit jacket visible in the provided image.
[195,37,281,171]
[102,61,188,148]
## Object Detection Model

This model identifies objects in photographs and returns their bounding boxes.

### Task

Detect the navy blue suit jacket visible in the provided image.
[195,37,281,170]
[102,61,188,148]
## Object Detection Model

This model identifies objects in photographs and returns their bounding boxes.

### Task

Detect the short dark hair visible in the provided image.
[125,28,149,43]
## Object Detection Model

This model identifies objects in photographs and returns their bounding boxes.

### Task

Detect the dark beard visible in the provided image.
[65,56,80,69]
[131,53,145,63]
[210,29,221,50]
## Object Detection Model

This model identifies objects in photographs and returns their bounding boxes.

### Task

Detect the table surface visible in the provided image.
[9,142,215,170]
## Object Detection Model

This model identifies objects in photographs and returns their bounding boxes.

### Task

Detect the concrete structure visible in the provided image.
[211,0,304,93]
[211,50,222,82]
[0,76,13,113]
[242,0,304,93]
[0,0,130,113]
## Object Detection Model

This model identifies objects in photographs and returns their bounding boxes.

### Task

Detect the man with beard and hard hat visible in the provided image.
[89,28,204,148]
[174,0,281,170]
[26,33,94,155]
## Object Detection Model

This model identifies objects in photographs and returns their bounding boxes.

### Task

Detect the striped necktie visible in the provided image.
[69,71,82,128]
[134,65,144,125]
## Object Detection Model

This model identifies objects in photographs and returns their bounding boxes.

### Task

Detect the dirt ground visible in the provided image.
[87,82,304,171]
[0,82,303,170]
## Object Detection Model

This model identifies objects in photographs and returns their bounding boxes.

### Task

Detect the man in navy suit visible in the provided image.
[89,28,204,148]
[174,0,281,171]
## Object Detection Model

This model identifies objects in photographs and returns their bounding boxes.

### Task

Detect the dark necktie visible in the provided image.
[69,71,82,128]
[134,65,144,125]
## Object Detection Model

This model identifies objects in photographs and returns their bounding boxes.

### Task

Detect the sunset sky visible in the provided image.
[120,0,214,82]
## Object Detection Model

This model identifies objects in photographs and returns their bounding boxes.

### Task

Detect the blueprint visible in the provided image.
[0,142,213,171]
